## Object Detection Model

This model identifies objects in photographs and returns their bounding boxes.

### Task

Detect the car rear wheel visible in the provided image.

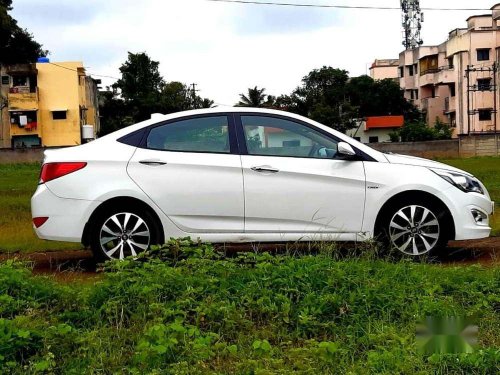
[90,208,160,261]
[378,200,448,257]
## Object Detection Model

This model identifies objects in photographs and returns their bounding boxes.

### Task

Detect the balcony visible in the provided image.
[418,71,438,87]
[8,87,38,111]
[437,65,455,84]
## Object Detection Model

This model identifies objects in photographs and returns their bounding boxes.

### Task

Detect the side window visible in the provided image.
[241,115,339,159]
[146,116,230,153]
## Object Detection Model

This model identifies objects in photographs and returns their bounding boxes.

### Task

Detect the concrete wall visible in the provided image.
[0,147,45,164]
[370,139,460,159]
[459,135,500,157]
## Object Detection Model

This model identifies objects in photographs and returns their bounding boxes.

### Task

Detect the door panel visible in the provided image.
[127,115,244,233]
[238,114,366,234]
[242,156,366,233]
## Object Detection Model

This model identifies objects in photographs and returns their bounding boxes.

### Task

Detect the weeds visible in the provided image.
[0,239,499,373]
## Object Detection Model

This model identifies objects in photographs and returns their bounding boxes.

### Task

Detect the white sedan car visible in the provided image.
[31,107,493,260]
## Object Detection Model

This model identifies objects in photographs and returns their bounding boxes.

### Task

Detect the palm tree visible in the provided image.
[237,86,268,107]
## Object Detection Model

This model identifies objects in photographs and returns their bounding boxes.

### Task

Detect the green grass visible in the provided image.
[1,240,499,374]
[0,163,80,253]
[438,157,500,236]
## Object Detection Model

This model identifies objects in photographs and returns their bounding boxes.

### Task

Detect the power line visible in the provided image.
[47,62,120,80]
[205,0,492,11]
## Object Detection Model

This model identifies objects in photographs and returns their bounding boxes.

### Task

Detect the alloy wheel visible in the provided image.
[388,205,440,256]
[99,212,151,260]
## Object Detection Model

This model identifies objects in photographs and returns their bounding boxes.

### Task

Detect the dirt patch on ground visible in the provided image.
[1,238,499,281]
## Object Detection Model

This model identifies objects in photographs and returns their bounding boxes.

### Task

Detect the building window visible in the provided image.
[12,75,28,87]
[52,111,67,120]
[477,78,492,91]
[447,57,454,68]
[399,67,404,78]
[1,75,9,85]
[449,84,456,97]
[369,136,379,143]
[478,109,492,121]
[414,90,419,100]
[410,90,415,100]
[408,65,414,76]
[477,49,490,61]
[449,112,457,128]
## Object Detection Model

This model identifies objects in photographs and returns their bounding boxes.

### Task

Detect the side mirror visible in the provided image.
[337,142,356,157]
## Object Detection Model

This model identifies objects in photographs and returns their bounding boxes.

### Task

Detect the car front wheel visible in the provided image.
[379,201,448,257]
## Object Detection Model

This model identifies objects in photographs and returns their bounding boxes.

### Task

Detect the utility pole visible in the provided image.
[189,83,200,109]
[466,65,471,135]
[401,0,424,50]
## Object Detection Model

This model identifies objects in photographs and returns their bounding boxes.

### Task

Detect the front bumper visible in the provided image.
[31,184,100,243]
[451,193,493,241]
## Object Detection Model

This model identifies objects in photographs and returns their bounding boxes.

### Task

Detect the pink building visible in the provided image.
[396,3,500,136]
[369,59,399,81]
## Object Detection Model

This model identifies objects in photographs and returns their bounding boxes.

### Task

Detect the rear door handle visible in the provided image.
[139,159,167,166]
[251,166,279,173]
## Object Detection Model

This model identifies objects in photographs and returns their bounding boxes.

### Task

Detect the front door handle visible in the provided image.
[139,159,167,166]
[251,166,279,173]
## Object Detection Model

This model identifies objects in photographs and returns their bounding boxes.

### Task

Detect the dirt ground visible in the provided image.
[0,238,499,282]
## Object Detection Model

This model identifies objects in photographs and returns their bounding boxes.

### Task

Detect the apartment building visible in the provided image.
[369,59,399,81]
[0,60,100,148]
[397,3,500,136]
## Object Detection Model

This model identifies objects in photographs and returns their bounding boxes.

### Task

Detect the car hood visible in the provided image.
[384,153,472,176]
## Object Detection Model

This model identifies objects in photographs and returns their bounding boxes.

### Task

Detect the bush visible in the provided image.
[392,118,453,143]
[0,240,499,373]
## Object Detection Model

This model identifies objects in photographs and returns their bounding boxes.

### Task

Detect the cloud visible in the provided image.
[230,4,340,35]
[7,0,500,104]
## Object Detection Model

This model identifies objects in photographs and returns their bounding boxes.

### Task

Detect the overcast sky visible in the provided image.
[10,0,499,104]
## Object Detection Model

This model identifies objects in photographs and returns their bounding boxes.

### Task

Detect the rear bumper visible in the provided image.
[31,184,99,243]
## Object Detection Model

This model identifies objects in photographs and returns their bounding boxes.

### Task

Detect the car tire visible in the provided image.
[377,198,449,258]
[89,206,161,262]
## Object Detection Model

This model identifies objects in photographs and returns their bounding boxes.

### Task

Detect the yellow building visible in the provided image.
[0,61,100,148]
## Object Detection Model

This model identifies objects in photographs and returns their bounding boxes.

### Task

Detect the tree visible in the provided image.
[237,86,268,107]
[0,0,48,64]
[98,88,134,136]
[286,67,359,133]
[99,52,214,134]
[112,52,165,122]
[346,75,420,121]
[396,117,452,142]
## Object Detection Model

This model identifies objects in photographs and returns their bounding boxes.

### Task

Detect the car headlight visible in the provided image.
[430,168,484,195]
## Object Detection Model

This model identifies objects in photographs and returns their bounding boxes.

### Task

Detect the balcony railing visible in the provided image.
[420,65,454,76]
[9,86,37,94]
[7,88,39,111]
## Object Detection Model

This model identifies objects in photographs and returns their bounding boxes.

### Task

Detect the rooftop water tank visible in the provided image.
[37,57,50,63]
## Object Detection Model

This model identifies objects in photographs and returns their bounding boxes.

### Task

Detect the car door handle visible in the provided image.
[251,166,279,173]
[139,159,167,166]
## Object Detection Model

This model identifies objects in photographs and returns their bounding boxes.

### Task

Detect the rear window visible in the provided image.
[146,116,230,153]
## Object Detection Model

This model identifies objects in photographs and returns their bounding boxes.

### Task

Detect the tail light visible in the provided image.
[40,162,87,183]
[33,217,49,228]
